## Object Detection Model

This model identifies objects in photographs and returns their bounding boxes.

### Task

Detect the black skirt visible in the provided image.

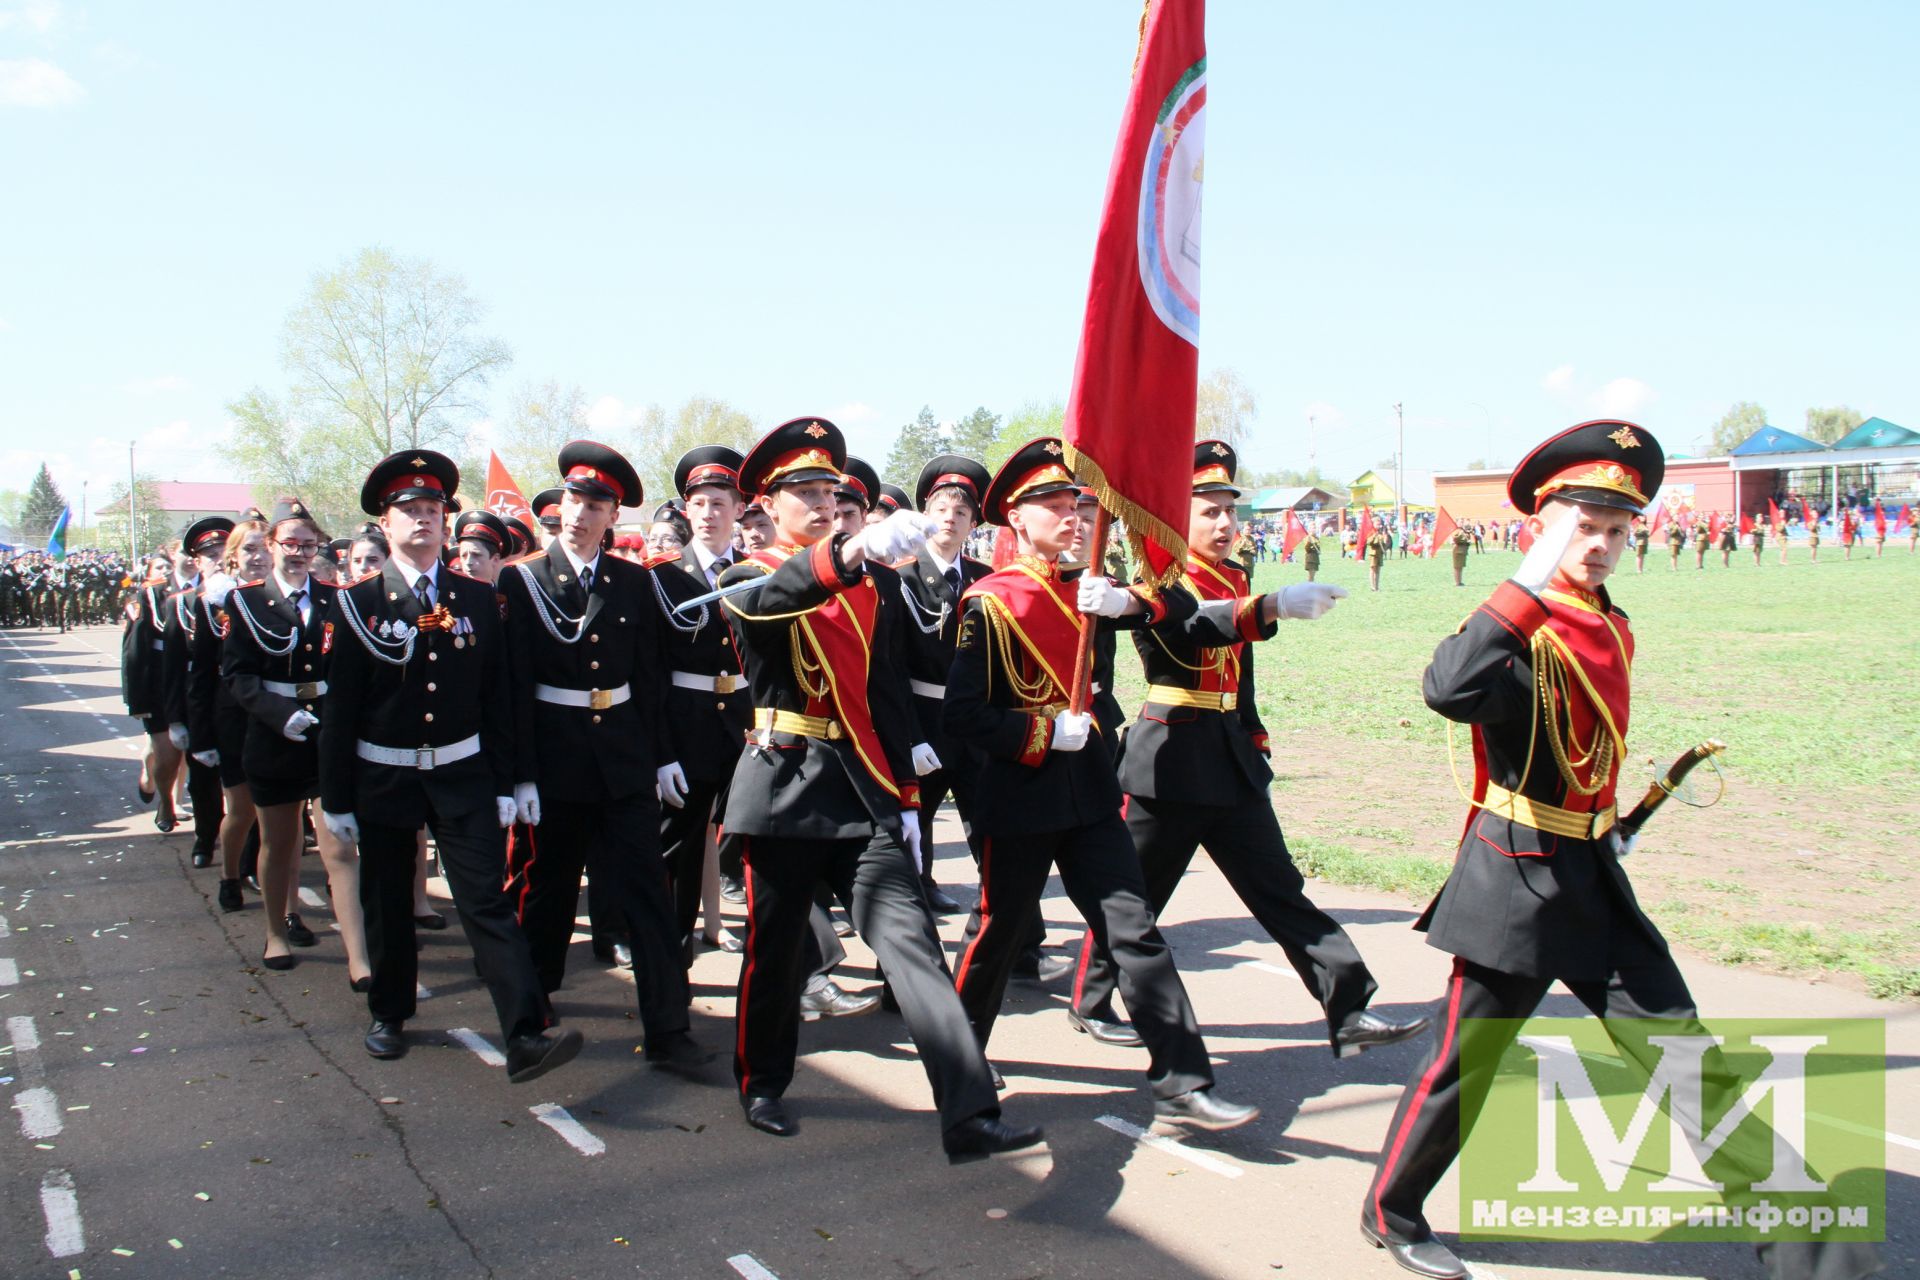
[214,701,249,790]
[248,774,318,808]
[140,714,167,737]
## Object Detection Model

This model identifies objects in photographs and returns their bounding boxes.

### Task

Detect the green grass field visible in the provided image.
[1109,539,1920,998]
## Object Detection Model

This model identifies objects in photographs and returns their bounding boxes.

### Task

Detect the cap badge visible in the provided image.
[804,423,828,438]
[411,456,428,468]
[1608,425,1641,450]
[1043,442,1063,456]
[1211,443,1228,456]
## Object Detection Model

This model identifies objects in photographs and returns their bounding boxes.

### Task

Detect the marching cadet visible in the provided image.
[717,416,1039,1160]
[123,541,189,832]
[222,499,371,986]
[1302,525,1323,581]
[895,453,996,915]
[1808,515,1822,563]
[650,445,752,960]
[1366,522,1391,590]
[875,482,912,521]
[944,437,1260,1132]
[1448,522,1471,587]
[319,451,580,1081]
[1718,511,1738,566]
[1665,512,1685,569]
[1691,512,1711,569]
[1750,515,1766,565]
[1067,443,1425,1058]
[1630,514,1650,571]
[530,488,563,539]
[161,517,234,865]
[498,441,710,1072]
[192,515,271,912]
[452,510,512,585]
[1359,421,1878,1280]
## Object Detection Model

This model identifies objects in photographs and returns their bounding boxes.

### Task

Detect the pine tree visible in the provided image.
[21,464,67,542]
[948,406,1002,461]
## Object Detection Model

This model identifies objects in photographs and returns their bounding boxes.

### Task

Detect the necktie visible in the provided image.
[414,576,434,610]
[944,566,962,596]
[708,556,729,590]
[290,589,307,626]
[580,563,593,595]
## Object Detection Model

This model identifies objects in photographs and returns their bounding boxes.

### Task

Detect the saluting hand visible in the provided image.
[1512,504,1582,592]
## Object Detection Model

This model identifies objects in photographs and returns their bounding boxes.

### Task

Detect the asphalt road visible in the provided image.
[1,624,1913,1279]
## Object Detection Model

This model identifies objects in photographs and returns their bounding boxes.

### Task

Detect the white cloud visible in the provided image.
[583,394,646,432]
[1589,376,1657,417]
[0,57,82,107]
[1541,364,1576,395]
[126,374,190,395]
[0,1,61,35]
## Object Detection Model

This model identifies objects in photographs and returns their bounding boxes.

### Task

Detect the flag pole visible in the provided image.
[1066,508,1112,716]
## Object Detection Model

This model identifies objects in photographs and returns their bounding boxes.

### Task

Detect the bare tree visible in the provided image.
[631,396,757,509]
[1195,367,1256,445]
[492,379,590,496]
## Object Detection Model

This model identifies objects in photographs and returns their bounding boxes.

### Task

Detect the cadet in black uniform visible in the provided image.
[944,439,1259,1132]
[160,517,234,865]
[718,417,1039,1160]
[1361,422,1878,1280]
[191,515,271,912]
[123,545,189,831]
[452,510,512,585]
[499,441,709,1072]
[1069,443,1425,1058]
[319,451,579,1081]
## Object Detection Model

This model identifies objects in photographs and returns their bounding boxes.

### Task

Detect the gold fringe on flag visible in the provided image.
[1062,440,1190,590]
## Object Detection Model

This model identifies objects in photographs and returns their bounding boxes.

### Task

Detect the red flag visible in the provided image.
[1061,0,1207,587]
[1355,506,1376,559]
[990,524,1019,570]
[485,451,534,527]
[1898,504,1914,532]
[1767,498,1783,534]
[1649,502,1669,537]
[1429,506,1457,558]
[1281,509,1306,560]
[1739,512,1754,536]
[1875,501,1888,538]
[1516,517,1535,553]
[1802,500,1815,528]
[1710,511,1725,543]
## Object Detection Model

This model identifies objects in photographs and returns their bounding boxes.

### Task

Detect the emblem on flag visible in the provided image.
[1137,56,1206,347]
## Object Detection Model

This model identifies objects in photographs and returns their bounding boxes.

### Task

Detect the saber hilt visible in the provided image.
[1618,739,1726,837]
[670,575,765,617]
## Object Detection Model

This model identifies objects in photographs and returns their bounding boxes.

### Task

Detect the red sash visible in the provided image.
[1532,583,1633,808]
[1183,555,1247,695]
[748,545,901,800]
[961,560,1084,704]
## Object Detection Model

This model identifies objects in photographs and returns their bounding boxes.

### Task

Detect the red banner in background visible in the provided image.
[1281,509,1307,560]
[1429,507,1457,558]
[485,451,534,527]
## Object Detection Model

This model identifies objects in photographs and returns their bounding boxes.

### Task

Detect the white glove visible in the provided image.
[322,810,360,843]
[655,762,689,809]
[899,809,924,873]
[910,742,942,776]
[496,796,517,828]
[1512,504,1582,592]
[1050,711,1093,753]
[191,749,219,768]
[282,709,319,742]
[168,723,190,750]
[513,781,541,825]
[1272,582,1349,621]
[858,509,936,562]
[201,572,237,607]
[1075,575,1136,618]
[1609,829,1639,860]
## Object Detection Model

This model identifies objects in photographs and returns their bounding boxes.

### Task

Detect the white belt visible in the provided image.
[264,680,328,699]
[910,679,946,699]
[356,734,482,771]
[670,671,742,695]
[535,682,630,710]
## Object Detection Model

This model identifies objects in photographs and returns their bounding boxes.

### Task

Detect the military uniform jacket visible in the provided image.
[222,578,337,782]
[318,563,512,825]
[893,547,991,758]
[185,595,236,756]
[119,579,172,718]
[1116,556,1278,807]
[159,582,202,728]
[944,558,1188,838]
[1414,578,1665,982]
[717,536,922,841]
[501,549,666,803]
[1450,529,1473,566]
[647,549,751,785]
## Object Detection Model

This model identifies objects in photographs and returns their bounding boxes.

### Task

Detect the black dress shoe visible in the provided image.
[364,1019,406,1060]
[261,947,295,972]
[943,1114,1045,1164]
[719,876,746,904]
[1336,1010,1430,1059]
[1358,1217,1468,1279]
[217,879,244,912]
[643,1032,716,1077]
[155,808,177,833]
[350,975,373,994]
[137,778,155,804]
[1035,953,1076,983]
[412,911,448,931]
[505,1027,584,1084]
[1067,1009,1144,1047]
[284,913,318,947]
[1153,1088,1260,1132]
[924,884,963,913]
[989,1062,1005,1091]
[190,846,213,868]
[742,1095,797,1137]
[799,980,879,1022]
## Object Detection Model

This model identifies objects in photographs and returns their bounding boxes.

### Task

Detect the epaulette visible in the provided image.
[341,571,379,588]
[517,549,551,565]
[888,555,917,571]
[238,578,265,589]
[445,565,480,582]
[640,551,677,570]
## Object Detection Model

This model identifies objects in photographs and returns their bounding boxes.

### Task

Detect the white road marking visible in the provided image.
[447,1026,505,1067]
[0,958,17,986]
[727,1252,782,1279]
[1465,1264,1508,1280]
[529,1102,606,1156]
[1239,959,1293,979]
[40,1168,85,1257]
[0,912,10,932]
[13,1086,63,1139]
[1094,1114,1243,1178]
[298,887,328,911]
[8,1014,42,1053]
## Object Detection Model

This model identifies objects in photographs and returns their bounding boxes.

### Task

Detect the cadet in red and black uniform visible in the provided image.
[160,516,234,865]
[498,442,709,1072]
[320,451,579,1082]
[1360,422,1878,1280]
[944,438,1258,1132]
[718,416,1039,1160]
[1069,442,1426,1059]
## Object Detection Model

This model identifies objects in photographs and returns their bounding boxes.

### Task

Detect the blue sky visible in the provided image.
[2,0,1914,506]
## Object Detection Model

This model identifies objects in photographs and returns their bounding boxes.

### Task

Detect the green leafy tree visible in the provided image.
[948,406,1002,462]
[20,463,67,542]
[1804,405,1864,445]
[1709,401,1768,455]
[632,396,757,508]
[883,406,946,489]
[98,476,167,558]
[492,380,589,500]
[994,400,1065,473]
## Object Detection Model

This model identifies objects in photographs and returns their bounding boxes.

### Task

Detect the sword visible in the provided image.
[1618,739,1726,839]
[671,575,766,618]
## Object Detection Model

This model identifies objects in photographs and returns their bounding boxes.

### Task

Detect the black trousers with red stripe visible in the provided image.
[514,793,690,1041]
[734,830,997,1133]
[953,813,1213,1101]
[1071,794,1377,1046]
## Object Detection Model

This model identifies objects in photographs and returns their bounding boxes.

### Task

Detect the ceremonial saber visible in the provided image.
[671,576,765,617]
[1618,739,1726,837]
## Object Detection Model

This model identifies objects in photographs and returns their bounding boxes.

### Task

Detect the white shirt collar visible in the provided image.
[689,539,732,575]
[272,569,309,601]
[389,556,438,592]
[555,539,601,579]
[925,547,957,578]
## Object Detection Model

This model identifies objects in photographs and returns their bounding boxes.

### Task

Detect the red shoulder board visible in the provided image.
[238,578,266,589]
[341,571,379,587]
[640,552,677,570]
[888,555,917,571]
[445,565,480,582]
